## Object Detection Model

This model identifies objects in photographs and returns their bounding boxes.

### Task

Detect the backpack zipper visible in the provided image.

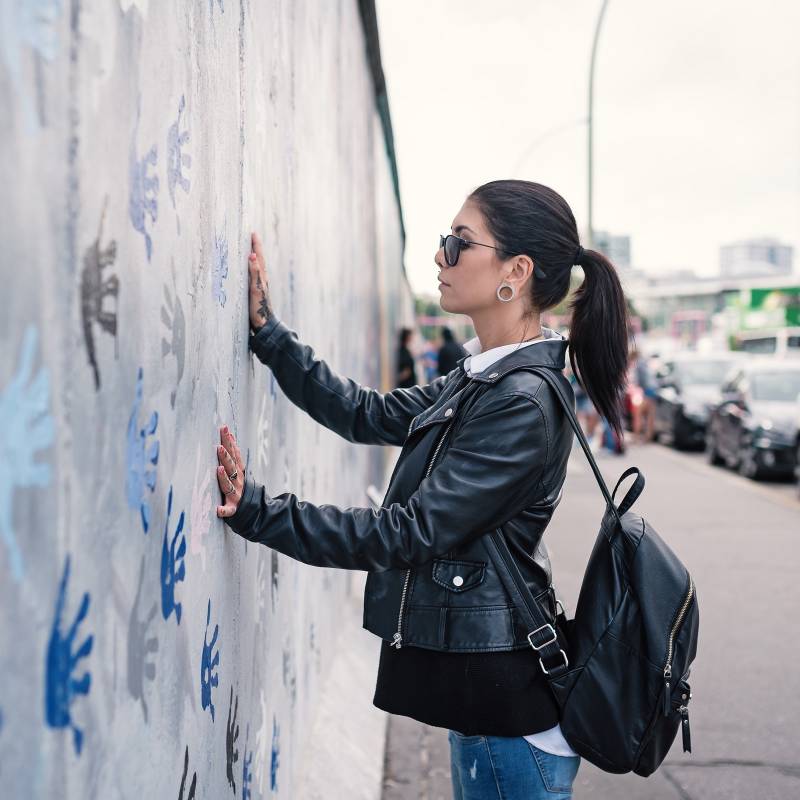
[391,421,454,649]
[661,574,695,715]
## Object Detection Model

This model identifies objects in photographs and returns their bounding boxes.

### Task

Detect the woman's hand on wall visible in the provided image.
[248,231,273,333]
[216,426,246,518]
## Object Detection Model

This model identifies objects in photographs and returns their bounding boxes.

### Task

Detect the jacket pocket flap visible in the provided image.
[432,559,486,592]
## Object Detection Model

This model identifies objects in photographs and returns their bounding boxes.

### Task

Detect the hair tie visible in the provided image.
[573,245,584,264]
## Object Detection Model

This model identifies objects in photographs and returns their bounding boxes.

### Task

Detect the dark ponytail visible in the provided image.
[568,248,629,435]
[468,180,629,435]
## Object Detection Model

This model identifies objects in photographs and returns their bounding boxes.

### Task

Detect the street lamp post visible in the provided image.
[587,0,610,249]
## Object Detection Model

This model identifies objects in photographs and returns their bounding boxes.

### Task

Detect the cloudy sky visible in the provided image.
[375,0,800,296]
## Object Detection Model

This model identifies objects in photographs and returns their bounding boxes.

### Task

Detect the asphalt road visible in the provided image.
[382,441,800,800]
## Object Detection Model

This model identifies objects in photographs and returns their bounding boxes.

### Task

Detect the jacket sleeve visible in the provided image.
[224,388,552,571]
[250,316,449,446]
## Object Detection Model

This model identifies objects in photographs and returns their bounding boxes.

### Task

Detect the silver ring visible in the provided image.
[228,470,238,482]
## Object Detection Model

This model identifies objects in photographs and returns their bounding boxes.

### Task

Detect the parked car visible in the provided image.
[653,353,743,449]
[706,361,800,480]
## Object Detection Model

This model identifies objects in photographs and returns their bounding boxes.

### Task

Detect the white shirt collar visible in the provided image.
[462,327,564,377]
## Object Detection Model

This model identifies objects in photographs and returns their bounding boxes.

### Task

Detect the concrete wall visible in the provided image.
[0,1,410,797]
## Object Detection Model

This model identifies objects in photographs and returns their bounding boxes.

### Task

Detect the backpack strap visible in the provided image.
[485,530,571,679]
[528,367,623,526]
[483,368,645,682]
[612,466,645,516]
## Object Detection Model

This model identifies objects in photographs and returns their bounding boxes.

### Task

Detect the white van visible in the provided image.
[735,327,800,357]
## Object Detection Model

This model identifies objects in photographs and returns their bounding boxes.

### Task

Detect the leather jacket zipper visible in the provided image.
[391,421,454,649]
[661,574,695,715]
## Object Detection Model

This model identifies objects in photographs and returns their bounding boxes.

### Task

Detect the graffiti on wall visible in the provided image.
[1,1,397,795]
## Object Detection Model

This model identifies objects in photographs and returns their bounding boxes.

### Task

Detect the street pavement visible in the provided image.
[381,440,800,800]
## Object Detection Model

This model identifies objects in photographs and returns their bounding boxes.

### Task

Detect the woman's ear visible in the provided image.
[506,254,534,289]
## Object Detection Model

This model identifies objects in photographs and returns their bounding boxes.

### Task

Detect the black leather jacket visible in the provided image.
[227,316,575,653]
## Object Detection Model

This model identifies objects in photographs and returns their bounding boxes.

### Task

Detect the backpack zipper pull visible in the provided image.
[662,665,672,716]
[679,706,691,752]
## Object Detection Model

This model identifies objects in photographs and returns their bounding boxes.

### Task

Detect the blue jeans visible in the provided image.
[448,731,581,799]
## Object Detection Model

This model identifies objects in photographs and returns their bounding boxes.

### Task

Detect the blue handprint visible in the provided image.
[129,98,159,261]
[125,368,159,532]
[270,715,280,792]
[0,325,54,581]
[45,555,93,755]
[200,598,220,721]
[167,94,191,234]
[242,724,253,800]
[211,231,228,307]
[161,485,186,625]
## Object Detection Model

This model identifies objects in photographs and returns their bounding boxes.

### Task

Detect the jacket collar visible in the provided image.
[458,327,568,384]
[407,330,568,437]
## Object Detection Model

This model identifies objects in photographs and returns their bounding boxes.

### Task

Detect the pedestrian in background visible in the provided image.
[395,327,418,388]
[630,349,656,444]
[216,179,630,800]
[421,337,440,382]
[437,326,467,376]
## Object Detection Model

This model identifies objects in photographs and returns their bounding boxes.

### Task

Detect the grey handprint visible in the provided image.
[80,202,119,391]
[178,744,197,800]
[161,280,185,409]
[0,325,54,581]
[226,685,240,793]
[127,555,159,723]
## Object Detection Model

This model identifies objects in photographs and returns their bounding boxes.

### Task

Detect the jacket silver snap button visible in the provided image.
[452,576,464,587]
[444,408,453,417]
[488,372,499,379]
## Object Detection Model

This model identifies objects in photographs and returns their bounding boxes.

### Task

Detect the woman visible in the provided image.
[396,327,418,388]
[215,180,629,799]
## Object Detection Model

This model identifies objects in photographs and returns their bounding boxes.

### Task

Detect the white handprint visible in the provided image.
[189,446,211,571]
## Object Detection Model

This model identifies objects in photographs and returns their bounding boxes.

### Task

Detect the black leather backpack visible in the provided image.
[485,367,699,777]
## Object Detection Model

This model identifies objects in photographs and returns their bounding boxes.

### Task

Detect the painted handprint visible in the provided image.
[166,94,191,234]
[129,98,159,261]
[45,555,94,755]
[0,326,54,581]
[189,446,211,571]
[178,744,197,800]
[125,368,159,532]
[282,641,297,709]
[127,555,159,723]
[80,202,119,391]
[200,598,220,721]
[242,724,253,800]
[271,551,279,613]
[161,485,187,625]
[253,688,269,794]
[212,231,228,307]
[0,0,62,130]
[226,685,240,793]
[270,715,280,792]
[161,279,186,409]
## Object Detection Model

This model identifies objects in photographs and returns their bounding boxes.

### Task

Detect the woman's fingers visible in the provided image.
[216,425,245,518]
[251,231,266,273]
[221,426,245,475]
[216,465,237,497]
[249,232,273,332]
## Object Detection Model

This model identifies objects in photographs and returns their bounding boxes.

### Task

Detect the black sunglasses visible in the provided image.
[439,234,508,267]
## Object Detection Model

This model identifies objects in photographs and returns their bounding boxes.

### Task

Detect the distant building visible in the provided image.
[719,238,794,279]
[594,230,631,270]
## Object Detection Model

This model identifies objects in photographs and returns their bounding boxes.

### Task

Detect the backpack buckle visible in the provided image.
[539,649,569,676]
[528,623,557,651]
